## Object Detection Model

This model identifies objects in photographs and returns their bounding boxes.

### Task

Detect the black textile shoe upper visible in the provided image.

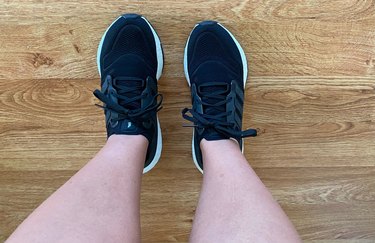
[93,13,163,173]
[182,21,257,173]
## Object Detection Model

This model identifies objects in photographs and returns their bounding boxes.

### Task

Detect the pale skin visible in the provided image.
[6,135,300,243]
[190,139,301,243]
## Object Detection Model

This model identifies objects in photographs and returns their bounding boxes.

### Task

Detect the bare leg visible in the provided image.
[6,135,146,243]
[190,139,301,243]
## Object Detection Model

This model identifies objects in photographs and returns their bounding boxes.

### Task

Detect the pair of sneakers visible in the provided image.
[94,14,257,174]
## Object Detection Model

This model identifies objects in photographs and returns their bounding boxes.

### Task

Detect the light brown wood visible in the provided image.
[0,0,374,242]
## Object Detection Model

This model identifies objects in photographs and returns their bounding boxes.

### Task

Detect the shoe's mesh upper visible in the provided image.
[194,32,224,59]
[103,25,153,67]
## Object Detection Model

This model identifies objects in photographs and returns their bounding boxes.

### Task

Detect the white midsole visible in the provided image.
[97,15,163,174]
[143,117,162,174]
[183,22,248,173]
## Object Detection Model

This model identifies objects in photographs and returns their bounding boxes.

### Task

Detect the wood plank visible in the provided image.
[0,1,375,78]
[0,77,374,170]
[1,167,374,242]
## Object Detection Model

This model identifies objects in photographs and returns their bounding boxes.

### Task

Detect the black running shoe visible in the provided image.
[182,21,257,173]
[93,14,163,173]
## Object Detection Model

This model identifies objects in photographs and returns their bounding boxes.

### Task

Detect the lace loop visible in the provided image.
[182,108,257,139]
[93,75,162,124]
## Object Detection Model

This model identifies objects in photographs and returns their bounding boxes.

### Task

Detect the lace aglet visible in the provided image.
[247,129,258,137]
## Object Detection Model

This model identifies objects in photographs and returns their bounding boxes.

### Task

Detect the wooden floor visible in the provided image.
[0,0,375,242]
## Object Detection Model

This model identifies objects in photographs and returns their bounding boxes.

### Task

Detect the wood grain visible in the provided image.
[0,0,375,242]
[1,168,374,242]
[1,0,375,79]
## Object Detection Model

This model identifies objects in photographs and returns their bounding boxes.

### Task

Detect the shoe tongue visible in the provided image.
[192,62,238,141]
[194,61,231,115]
[197,83,231,141]
[114,77,145,110]
[198,82,229,117]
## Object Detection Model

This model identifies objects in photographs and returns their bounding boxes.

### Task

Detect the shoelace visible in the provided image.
[93,75,163,124]
[182,82,257,139]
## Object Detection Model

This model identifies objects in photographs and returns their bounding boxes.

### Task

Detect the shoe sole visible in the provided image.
[97,14,164,174]
[183,21,247,174]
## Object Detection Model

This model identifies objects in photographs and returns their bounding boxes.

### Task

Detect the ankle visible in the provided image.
[200,139,248,171]
[200,138,241,153]
[107,134,149,148]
